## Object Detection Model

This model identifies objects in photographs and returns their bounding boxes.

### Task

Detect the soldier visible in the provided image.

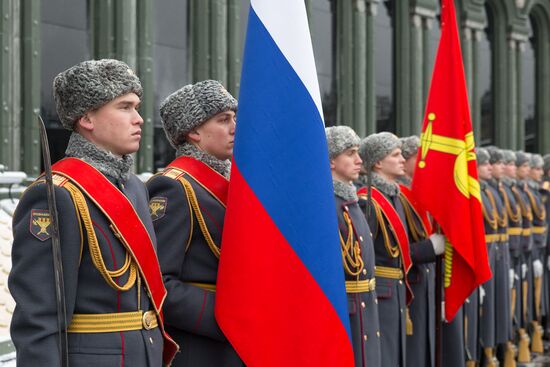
[476,147,499,366]
[357,132,444,367]
[542,154,550,336]
[146,81,244,366]
[9,59,177,366]
[486,146,515,365]
[525,153,547,353]
[399,135,440,367]
[513,151,536,359]
[326,126,381,367]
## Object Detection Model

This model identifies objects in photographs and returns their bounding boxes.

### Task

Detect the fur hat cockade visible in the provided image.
[486,146,504,164]
[530,153,543,169]
[359,132,401,170]
[325,125,360,159]
[515,151,531,167]
[476,147,490,166]
[53,59,142,131]
[160,80,237,148]
[399,135,420,160]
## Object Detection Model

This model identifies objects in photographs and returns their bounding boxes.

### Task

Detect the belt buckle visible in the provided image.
[142,310,156,330]
[369,278,376,290]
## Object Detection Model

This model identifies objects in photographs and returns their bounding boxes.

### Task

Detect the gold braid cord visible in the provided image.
[63,181,137,292]
[444,240,453,288]
[340,211,364,277]
[398,195,426,243]
[373,202,400,258]
[512,187,533,221]
[499,185,521,223]
[482,187,498,231]
[179,177,221,259]
[525,189,546,221]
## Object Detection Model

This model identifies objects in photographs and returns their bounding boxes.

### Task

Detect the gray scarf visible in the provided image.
[175,142,231,178]
[527,179,540,190]
[371,172,400,197]
[333,180,358,202]
[65,132,133,183]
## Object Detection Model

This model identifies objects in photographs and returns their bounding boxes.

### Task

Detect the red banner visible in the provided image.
[411,0,491,321]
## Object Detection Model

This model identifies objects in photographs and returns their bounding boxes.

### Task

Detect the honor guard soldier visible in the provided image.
[486,146,516,365]
[357,132,444,367]
[476,148,499,366]
[526,153,547,353]
[9,59,178,366]
[513,151,537,360]
[326,126,381,367]
[147,81,244,366]
[399,136,444,367]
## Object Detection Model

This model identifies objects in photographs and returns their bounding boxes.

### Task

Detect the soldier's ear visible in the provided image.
[329,158,336,170]
[187,129,201,143]
[75,114,94,132]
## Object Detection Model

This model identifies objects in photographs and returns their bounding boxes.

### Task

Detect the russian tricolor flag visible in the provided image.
[215,1,354,366]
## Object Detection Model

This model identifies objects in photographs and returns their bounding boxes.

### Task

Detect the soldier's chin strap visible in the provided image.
[37,115,69,367]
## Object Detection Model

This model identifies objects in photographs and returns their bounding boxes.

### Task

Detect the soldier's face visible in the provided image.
[374,148,405,182]
[504,162,516,178]
[330,147,362,183]
[530,167,543,181]
[191,110,236,160]
[516,163,530,180]
[491,161,504,179]
[80,93,143,156]
[477,162,492,180]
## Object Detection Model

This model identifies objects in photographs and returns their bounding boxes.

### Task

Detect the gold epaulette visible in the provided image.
[345,279,376,293]
[374,266,403,279]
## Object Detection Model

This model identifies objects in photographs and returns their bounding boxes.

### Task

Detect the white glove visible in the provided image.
[509,269,515,289]
[547,257,550,271]
[479,286,486,306]
[429,233,446,255]
[533,259,543,278]
[522,263,528,279]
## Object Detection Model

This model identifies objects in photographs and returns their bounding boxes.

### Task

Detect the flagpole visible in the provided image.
[435,253,443,367]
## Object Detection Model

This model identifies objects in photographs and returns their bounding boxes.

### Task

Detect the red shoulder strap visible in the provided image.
[167,156,229,205]
[52,158,178,363]
[399,184,433,236]
[370,187,412,275]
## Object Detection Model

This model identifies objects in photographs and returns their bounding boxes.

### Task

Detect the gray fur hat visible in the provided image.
[515,151,531,167]
[530,153,543,169]
[543,154,550,173]
[501,149,516,164]
[359,132,401,170]
[53,59,143,130]
[476,147,490,166]
[486,146,504,164]
[399,136,420,160]
[160,80,238,148]
[325,126,360,159]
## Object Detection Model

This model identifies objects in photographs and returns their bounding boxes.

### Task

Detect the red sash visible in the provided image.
[399,184,434,236]
[167,156,229,205]
[370,188,412,275]
[52,158,178,363]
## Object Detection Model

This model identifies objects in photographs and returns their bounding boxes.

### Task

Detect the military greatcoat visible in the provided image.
[334,183,381,367]
[9,157,166,366]
[147,157,244,367]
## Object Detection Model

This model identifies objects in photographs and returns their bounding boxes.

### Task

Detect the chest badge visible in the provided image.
[149,197,167,221]
[30,209,52,241]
